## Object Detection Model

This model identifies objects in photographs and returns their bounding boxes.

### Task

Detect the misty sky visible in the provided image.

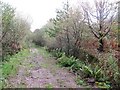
[2,0,118,32]
[2,0,79,32]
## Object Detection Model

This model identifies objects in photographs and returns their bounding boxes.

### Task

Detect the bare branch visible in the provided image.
[103,15,114,37]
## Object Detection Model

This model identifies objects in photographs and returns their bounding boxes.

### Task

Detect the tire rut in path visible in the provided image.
[6,48,81,88]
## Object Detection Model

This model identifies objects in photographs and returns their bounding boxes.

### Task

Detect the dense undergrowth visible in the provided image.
[34,45,120,88]
[1,49,30,88]
[44,47,120,88]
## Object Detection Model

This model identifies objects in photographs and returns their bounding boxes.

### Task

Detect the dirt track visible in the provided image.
[5,48,80,88]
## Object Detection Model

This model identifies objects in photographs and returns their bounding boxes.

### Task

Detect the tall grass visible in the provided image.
[1,49,30,88]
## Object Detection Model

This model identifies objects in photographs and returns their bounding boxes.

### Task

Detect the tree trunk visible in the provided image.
[97,38,104,52]
[66,31,70,55]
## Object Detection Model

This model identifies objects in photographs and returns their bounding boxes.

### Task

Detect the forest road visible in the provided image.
[5,48,81,88]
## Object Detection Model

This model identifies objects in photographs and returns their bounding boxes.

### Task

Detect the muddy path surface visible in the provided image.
[5,48,81,88]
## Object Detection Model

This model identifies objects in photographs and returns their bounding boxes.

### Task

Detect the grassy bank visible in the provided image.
[1,49,30,88]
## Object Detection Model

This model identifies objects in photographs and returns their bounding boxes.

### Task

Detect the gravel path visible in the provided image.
[5,48,80,88]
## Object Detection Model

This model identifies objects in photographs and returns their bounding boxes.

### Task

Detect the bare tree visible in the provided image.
[81,0,117,52]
